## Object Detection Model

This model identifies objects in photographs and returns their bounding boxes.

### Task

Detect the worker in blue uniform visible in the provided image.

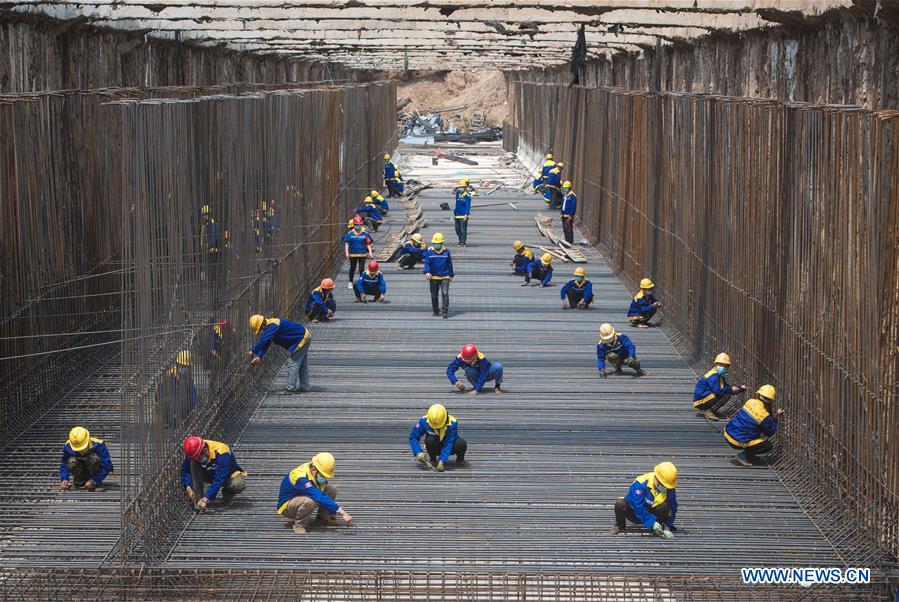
[423,233,454,318]
[305,278,336,322]
[355,261,387,303]
[533,153,555,191]
[59,426,113,491]
[628,278,661,327]
[397,233,425,269]
[248,314,311,394]
[453,179,472,246]
[344,215,373,288]
[560,266,594,309]
[409,403,468,472]
[724,385,782,467]
[370,189,389,215]
[693,352,747,420]
[597,323,645,377]
[355,196,384,231]
[181,435,247,512]
[277,452,353,534]
[611,462,678,538]
[511,240,534,275]
[544,162,564,208]
[560,180,577,244]
[384,153,404,197]
[523,253,554,287]
[446,344,503,395]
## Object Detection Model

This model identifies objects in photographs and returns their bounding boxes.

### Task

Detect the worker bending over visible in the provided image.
[384,153,404,198]
[305,278,336,322]
[693,353,747,420]
[181,435,246,512]
[277,453,353,534]
[597,323,645,377]
[59,426,113,491]
[355,196,384,232]
[523,253,554,287]
[397,233,425,269]
[533,153,555,191]
[355,261,387,303]
[446,344,503,395]
[628,278,661,327]
[423,233,454,318]
[453,179,472,247]
[560,267,593,309]
[248,314,311,394]
[544,162,564,209]
[724,385,782,467]
[511,240,534,275]
[370,189,389,215]
[344,216,373,289]
[560,181,577,244]
[611,462,678,538]
[409,403,468,472]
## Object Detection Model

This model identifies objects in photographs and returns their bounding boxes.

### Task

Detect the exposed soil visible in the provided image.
[395,70,509,127]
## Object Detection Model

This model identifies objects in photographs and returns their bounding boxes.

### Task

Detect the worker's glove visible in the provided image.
[197,498,209,513]
[83,480,97,491]
[561,301,569,309]
[661,528,674,539]
[415,452,427,463]
[454,382,466,392]
[652,521,663,534]
[468,389,479,396]
[436,461,445,473]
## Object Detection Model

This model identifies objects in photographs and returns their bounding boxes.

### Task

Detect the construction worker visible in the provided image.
[397,233,425,269]
[523,252,554,287]
[693,353,747,420]
[560,181,577,244]
[355,196,384,232]
[181,436,247,512]
[453,179,472,246]
[724,385,782,467]
[409,403,468,472]
[611,462,678,537]
[207,318,232,391]
[344,215,373,289]
[59,426,113,491]
[453,177,470,200]
[628,278,661,327]
[277,452,354,534]
[560,267,593,309]
[370,189,389,215]
[355,261,387,303]
[544,162,564,209]
[248,314,311,394]
[423,233,454,318]
[511,240,534,275]
[597,323,645,377]
[305,278,337,322]
[384,153,403,198]
[533,152,555,191]
[446,344,503,395]
[169,350,198,424]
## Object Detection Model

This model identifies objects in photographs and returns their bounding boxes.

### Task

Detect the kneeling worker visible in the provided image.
[355,260,387,303]
[628,278,661,327]
[305,278,336,322]
[409,403,468,472]
[597,323,645,377]
[724,385,782,467]
[181,435,247,512]
[560,267,594,309]
[398,233,425,269]
[59,426,113,491]
[611,462,678,538]
[511,240,534,275]
[446,344,503,395]
[523,253,554,287]
[693,352,747,420]
[277,452,353,534]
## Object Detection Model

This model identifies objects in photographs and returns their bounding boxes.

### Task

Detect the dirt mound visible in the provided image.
[396,70,509,126]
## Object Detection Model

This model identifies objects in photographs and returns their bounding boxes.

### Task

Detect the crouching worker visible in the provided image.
[305,278,336,322]
[628,278,661,327]
[59,426,113,491]
[511,240,534,275]
[355,261,387,303]
[409,403,468,472]
[523,253,554,287]
[398,233,425,269]
[597,323,645,377]
[447,344,503,395]
[181,435,246,512]
[277,452,353,534]
[693,352,747,420]
[560,267,594,309]
[611,462,678,538]
[724,385,782,467]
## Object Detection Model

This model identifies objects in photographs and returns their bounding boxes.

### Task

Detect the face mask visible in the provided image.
[200,454,209,464]
[353,226,362,233]
[316,475,328,486]
[716,366,727,375]
[434,243,443,250]
[576,277,584,283]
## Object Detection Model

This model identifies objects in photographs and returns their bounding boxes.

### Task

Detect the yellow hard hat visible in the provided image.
[654,461,678,489]
[545,153,553,159]
[364,196,374,204]
[599,323,616,342]
[513,240,524,251]
[176,350,191,366]
[201,204,210,215]
[640,278,654,289]
[249,314,265,335]
[432,233,445,244]
[426,403,448,429]
[757,384,776,402]
[573,267,586,278]
[68,426,91,452]
[411,233,423,243]
[370,189,379,197]
[714,352,732,366]
[562,180,572,188]
[384,153,391,160]
[312,452,335,479]
[458,179,468,187]
[541,253,553,265]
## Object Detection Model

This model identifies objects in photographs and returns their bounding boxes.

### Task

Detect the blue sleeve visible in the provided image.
[560,281,571,299]
[527,261,536,276]
[596,344,606,370]
[204,453,232,500]
[473,361,489,392]
[623,336,637,358]
[92,443,113,484]
[423,252,431,274]
[711,375,731,396]
[584,281,593,298]
[378,274,386,294]
[409,420,425,455]
[327,297,336,311]
[60,448,72,481]
[625,482,657,529]
[251,323,278,358]
[181,458,192,488]
[665,489,678,528]
[303,482,341,514]
[343,232,351,243]
[448,254,455,278]
[761,416,778,437]
[355,277,364,294]
[540,267,553,286]
[439,422,458,462]
[446,358,461,385]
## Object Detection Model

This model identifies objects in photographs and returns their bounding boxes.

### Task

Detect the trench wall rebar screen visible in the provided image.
[505,82,899,568]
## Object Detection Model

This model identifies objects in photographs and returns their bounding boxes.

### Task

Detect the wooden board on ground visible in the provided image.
[538,245,570,262]
[535,213,587,263]
[375,232,404,262]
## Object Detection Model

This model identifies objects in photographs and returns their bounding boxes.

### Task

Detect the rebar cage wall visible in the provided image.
[505,82,899,567]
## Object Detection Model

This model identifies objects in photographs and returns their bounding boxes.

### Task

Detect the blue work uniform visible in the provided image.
[398,239,425,264]
[305,287,336,315]
[446,352,503,392]
[628,290,658,322]
[544,166,562,204]
[59,438,113,485]
[355,270,387,297]
[725,399,778,448]
[526,258,553,286]
[343,229,372,257]
[251,318,309,359]
[596,333,636,370]
[533,159,555,188]
[693,368,734,408]
[625,472,678,529]
[357,203,384,223]
[409,415,460,463]
[373,194,389,214]
[560,191,577,217]
[277,462,339,516]
[513,246,534,273]
[180,440,246,501]
[423,247,454,279]
[454,191,471,220]
[560,278,593,303]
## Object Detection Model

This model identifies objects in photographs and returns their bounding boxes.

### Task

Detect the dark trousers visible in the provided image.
[387,180,400,198]
[306,305,331,322]
[605,352,641,373]
[614,497,671,529]
[454,219,468,244]
[549,188,562,209]
[398,253,419,269]
[561,216,574,244]
[525,265,548,285]
[566,289,594,308]
[189,461,246,501]
[429,279,450,313]
[727,438,774,458]
[66,454,102,486]
[631,308,657,324]
[348,257,366,282]
[355,283,382,301]
[695,393,731,413]
[424,434,467,463]
[512,255,529,274]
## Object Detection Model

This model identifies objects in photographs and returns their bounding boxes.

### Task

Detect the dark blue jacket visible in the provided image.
[527,259,553,286]
[560,278,592,300]
[513,247,534,272]
[561,192,577,217]
[357,203,384,222]
[277,462,339,515]
[596,333,636,370]
[60,439,114,484]
[625,472,678,529]
[384,162,402,182]
[628,290,658,319]
[409,415,460,463]
[356,270,387,295]
[180,440,244,501]
[725,399,778,447]
[446,353,493,392]
[693,368,732,406]
[423,248,454,279]
[399,239,425,261]
[344,229,372,257]
[305,287,336,315]
[252,318,309,358]
[454,192,471,219]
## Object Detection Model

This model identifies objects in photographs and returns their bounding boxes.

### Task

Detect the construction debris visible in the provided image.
[398,105,501,145]
[535,213,587,262]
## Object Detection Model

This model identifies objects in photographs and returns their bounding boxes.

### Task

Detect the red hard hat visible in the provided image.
[183,436,205,461]
[367,261,379,272]
[352,215,364,225]
[461,344,478,362]
[321,278,335,289]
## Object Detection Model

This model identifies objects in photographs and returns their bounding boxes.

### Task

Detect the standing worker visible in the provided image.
[453,180,472,247]
[248,314,311,394]
[305,278,337,322]
[277,453,354,534]
[446,344,503,395]
[610,462,678,538]
[523,253,554,287]
[544,163,564,209]
[344,215,373,289]
[59,426,113,491]
[533,153,555,192]
[724,385,782,467]
[628,278,661,327]
[597,323,646,377]
[693,353,747,420]
[423,233,454,318]
[355,261,387,303]
[409,403,468,472]
[397,233,425,270]
[384,153,404,198]
[511,240,534,276]
[560,267,594,309]
[181,435,247,512]
[560,181,577,244]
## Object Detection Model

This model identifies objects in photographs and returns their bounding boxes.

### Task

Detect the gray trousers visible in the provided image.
[66,454,102,486]
[189,461,246,500]
[286,343,310,392]
[281,484,338,527]
[429,279,450,313]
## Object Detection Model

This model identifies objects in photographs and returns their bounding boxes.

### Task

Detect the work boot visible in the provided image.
[703,410,720,421]
[456,459,470,468]
[442,310,448,319]
[292,521,308,534]
[221,490,235,504]
[92,485,106,492]
[432,310,440,317]
[735,452,753,467]
[610,525,625,535]
[346,282,353,289]
[494,384,502,394]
